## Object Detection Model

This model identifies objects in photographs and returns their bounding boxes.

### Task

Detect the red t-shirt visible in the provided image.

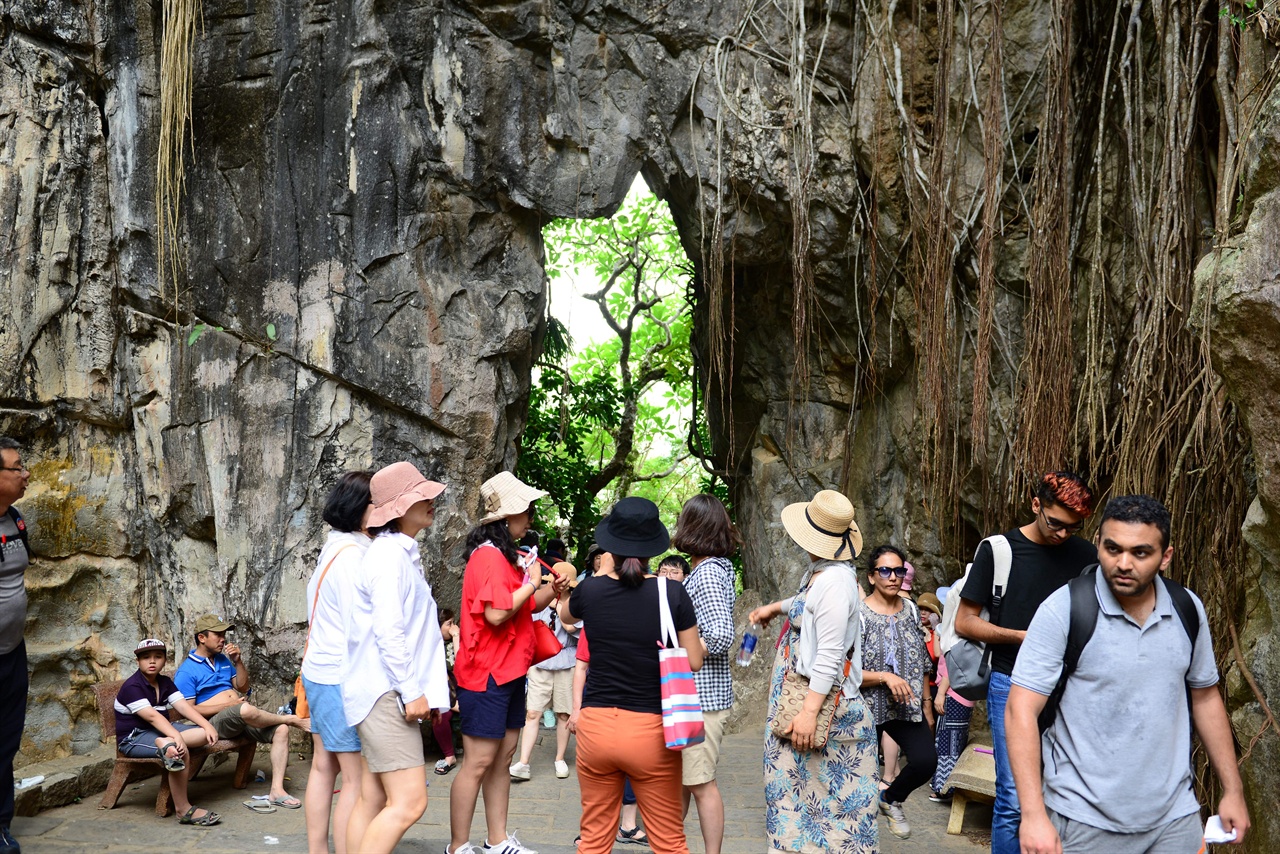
[454,545,537,691]
[576,628,589,662]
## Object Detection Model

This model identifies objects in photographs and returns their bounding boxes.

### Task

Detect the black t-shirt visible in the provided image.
[568,574,697,715]
[959,528,1097,675]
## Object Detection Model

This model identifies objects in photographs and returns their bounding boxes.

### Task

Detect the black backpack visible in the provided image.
[1037,565,1199,733]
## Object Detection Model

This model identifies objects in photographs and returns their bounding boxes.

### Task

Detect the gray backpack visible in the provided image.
[941,535,1012,702]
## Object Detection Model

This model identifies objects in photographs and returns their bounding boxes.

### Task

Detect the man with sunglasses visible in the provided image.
[0,438,30,853]
[954,471,1097,854]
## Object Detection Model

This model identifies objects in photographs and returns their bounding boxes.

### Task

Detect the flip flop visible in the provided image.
[243,800,277,814]
[269,795,302,809]
[434,758,457,775]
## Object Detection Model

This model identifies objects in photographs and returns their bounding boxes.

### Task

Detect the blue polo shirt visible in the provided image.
[173,650,238,704]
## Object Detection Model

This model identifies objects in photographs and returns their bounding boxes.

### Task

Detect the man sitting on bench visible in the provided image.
[174,614,310,809]
[115,638,221,826]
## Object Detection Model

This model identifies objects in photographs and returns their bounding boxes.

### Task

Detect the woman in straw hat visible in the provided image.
[747,489,879,854]
[859,545,937,840]
[559,496,704,854]
[448,472,569,854]
[301,470,372,854]
[342,462,451,854]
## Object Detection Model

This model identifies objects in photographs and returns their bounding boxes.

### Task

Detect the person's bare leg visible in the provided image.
[450,735,503,850]
[881,729,900,787]
[480,729,521,845]
[687,781,725,854]
[305,735,337,854]
[239,702,310,732]
[359,766,428,854]
[554,713,570,762]
[268,724,295,802]
[347,757,384,853]
[331,751,364,854]
[619,802,640,833]
[516,709,541,767]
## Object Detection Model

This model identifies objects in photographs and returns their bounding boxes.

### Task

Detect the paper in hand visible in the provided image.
[1204,815,1238,844]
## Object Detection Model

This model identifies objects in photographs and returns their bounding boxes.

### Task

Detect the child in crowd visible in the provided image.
[433,608,461,774]
[114,638,222,826]
[656,554,690,582]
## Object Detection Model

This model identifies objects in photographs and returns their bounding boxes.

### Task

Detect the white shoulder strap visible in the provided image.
[657,576,679,648]
[988,535,1012,595]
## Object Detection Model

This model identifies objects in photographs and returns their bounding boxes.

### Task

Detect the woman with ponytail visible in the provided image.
[559,497,704,854]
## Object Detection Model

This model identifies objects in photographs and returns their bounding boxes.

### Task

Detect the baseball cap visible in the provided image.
[134,638,167,657]
[194,613,234,634]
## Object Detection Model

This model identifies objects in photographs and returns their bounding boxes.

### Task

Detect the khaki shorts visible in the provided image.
[681,707,730,786]
[526,666,573,715]
[355,692,425,773]
[209,704,279,744]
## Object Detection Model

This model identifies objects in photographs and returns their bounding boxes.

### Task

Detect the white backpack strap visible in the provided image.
[657,576,679,648]
[988,535,1012,596]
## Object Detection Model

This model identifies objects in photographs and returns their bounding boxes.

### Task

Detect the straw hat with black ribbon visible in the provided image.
[779,489,863,561]
[478,471,548,525]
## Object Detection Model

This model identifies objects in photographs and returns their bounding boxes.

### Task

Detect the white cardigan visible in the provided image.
[779,560,864,699]
[342,532,451,726]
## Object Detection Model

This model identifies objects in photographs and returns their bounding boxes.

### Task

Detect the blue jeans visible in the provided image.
[988,671,1020,854]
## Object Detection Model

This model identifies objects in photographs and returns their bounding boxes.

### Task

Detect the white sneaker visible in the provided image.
[445,844,478,854]
[509,762,531,781]
[879,798,911,839]
[554,759,570,778]
[484,833,538,854]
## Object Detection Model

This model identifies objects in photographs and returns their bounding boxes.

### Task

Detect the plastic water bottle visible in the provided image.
[736,623,762,667]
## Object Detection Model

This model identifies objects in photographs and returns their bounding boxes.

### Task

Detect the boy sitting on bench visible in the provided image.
[115,638,222,825]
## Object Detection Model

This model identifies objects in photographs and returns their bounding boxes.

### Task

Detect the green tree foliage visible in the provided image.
[520,189,700,551]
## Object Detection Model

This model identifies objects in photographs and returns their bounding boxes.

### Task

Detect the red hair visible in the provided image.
[1038,471,1095,517]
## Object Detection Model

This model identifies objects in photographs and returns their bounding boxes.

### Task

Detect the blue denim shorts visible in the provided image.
[457,675,526,739]
[118,722,199,758]
[302,676,361,753]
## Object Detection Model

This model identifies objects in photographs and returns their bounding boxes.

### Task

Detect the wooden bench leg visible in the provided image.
[947,792,968,835]
[232,743,255,789]
[98,762,132,810]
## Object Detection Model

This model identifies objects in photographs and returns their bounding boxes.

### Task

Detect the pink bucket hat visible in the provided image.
[901,562,916,591]
[366,462,446,528]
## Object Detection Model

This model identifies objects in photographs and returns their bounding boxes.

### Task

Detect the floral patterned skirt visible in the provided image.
[763,643,879,852]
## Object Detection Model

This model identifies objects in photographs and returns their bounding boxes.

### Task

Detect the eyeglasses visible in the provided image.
[1039,508,1084,534]
[875,566,908,578]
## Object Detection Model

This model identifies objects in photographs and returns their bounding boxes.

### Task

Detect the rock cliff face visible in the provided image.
[1,1,1277,846]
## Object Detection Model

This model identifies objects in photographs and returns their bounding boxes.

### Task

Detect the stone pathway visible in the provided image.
[14,731,991,852]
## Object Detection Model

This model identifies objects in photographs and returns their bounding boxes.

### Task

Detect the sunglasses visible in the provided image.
[1039,508,1084,534]
[874,566,908,578]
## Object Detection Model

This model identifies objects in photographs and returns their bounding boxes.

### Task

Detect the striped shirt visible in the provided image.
[684,556,737,711]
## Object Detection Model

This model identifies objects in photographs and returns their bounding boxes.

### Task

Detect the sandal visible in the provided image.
[179,806,221,825]
[268,795,302,809]
[243,800,276,814]
[156,741,185,772]
[616,826,649,846]
[435,758,457,775]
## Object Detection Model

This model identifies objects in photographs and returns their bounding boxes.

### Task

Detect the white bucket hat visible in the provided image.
[478,471,548,525]
[780,489,863,560]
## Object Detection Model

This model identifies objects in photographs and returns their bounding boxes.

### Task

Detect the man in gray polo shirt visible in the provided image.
[1006,495,1249,853]
[0,437,31,854]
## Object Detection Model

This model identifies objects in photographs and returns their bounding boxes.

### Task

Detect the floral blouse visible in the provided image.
[860,598,929,725]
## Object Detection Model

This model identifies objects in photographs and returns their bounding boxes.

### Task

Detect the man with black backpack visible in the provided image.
[953,471,1097,854]
[1006,495,1249,852]
[0,437,30,854]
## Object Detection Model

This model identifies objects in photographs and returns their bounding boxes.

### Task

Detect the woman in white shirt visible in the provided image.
[343,462,451,854]
[302,471,372,854]
[748,489,879,854]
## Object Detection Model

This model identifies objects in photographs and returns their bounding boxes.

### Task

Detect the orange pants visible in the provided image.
[575,707,688,854]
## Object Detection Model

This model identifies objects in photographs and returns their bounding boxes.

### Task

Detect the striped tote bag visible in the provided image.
[657,576,705,750]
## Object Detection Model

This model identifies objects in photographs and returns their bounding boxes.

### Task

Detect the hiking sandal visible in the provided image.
[616,826,649,845]
[179,806,221,825]
[156,741,185,772]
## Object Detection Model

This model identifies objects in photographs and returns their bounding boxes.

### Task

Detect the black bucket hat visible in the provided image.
[594,497,670,559]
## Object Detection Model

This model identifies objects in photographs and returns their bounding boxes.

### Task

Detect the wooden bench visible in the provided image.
[92,679,257,816]
[945,741,997,834]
